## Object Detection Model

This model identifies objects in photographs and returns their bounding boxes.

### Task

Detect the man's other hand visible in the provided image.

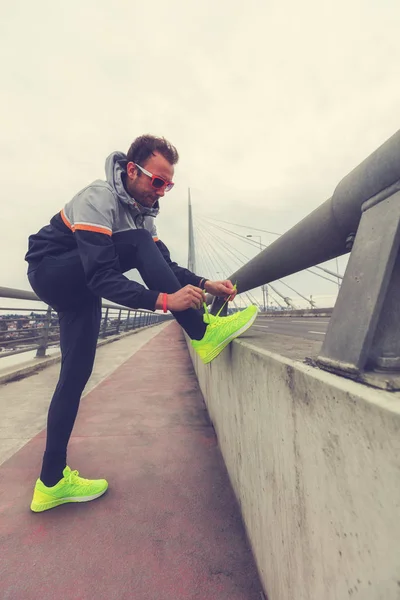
[204,280,237,301]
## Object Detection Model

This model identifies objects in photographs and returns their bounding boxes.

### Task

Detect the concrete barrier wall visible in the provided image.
[187,337,400,600]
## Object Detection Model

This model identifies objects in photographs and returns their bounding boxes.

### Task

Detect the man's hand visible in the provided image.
[204,279,237,301]
[156,285,206,312]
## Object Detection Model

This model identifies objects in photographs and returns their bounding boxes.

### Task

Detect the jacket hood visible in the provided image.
[104,152,160,217]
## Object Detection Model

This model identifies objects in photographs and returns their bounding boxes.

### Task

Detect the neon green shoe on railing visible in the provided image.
[192,304,258,364]
[30,466,108,513]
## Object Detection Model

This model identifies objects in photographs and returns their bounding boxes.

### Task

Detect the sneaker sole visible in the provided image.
[202,309,258,364]
[30,488,108,513]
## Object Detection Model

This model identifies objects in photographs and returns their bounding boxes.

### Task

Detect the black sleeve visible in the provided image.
[75,230,160,310]
[155,239,207,288]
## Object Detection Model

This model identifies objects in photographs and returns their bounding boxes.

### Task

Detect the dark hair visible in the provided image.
[126,135,179,166]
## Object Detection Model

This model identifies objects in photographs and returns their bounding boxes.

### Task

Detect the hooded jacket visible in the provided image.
[25,152,204,310]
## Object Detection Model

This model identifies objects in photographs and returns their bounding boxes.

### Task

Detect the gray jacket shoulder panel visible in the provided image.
[62,179,157,237]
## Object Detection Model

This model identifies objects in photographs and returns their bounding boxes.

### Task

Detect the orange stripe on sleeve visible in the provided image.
[153,237,159,242]
[60,209,72,230]
[73,224,112,236]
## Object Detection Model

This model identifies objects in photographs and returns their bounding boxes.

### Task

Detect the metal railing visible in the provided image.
[210,129,400,390]
[0,286,171,360]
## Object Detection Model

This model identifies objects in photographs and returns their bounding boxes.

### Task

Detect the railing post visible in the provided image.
[36,305,52,358]
[115,309,122,335]
[317,190,400,390]
[125,310,130,332]
[101,308,109,338]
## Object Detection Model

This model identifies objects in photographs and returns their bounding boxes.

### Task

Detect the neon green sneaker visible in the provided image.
[30,466,108,513]
[192,304,258,364]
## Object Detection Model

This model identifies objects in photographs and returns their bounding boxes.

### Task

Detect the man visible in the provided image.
[25,135,257,513]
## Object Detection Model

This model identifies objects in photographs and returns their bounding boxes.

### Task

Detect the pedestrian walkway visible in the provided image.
[0,322,263,600]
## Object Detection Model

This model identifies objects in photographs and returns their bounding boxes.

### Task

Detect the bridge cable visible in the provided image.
[196,223,285,309]
[195,223,262,308]
[197,223,289,309]
[198,220,312,307]
[194,225,243,310]
[200,216,343,281]
[196,223,278,309]
[196,224,261,309]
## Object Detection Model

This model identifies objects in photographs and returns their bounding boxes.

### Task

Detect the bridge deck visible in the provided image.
[0,323,262,600]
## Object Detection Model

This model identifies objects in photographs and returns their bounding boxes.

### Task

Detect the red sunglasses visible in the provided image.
[134,163,174,192]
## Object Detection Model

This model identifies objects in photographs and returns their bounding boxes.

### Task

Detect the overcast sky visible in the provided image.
[1,0,399,308]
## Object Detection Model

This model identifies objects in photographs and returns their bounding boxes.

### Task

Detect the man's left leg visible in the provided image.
[30,295,109,512]
[39,296,102,487]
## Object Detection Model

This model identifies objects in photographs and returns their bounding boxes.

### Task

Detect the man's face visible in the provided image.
[125,152,174,208]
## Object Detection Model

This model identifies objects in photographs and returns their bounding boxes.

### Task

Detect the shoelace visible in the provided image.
[66,469,90,485]
[203,283,237,324]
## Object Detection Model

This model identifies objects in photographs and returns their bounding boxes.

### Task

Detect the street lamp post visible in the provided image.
[246,234,268,312]
[263,284,269,312]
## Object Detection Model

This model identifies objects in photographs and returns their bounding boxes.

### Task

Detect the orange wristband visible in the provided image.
[163,293,168,313]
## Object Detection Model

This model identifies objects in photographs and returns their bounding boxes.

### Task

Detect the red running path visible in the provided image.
[0,322,263,600]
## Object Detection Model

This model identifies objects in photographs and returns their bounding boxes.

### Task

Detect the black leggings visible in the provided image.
[28,229,206,486]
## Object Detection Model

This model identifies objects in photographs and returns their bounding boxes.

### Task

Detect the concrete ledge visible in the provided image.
[0,324,159,386]
[186,335,400,600]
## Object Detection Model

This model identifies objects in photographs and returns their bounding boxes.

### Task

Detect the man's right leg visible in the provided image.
[115,229,207,340]
[129,234,258,363]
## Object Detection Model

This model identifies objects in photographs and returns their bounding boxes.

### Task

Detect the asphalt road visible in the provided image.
[241,315,331,361]
[251,315,330,341]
